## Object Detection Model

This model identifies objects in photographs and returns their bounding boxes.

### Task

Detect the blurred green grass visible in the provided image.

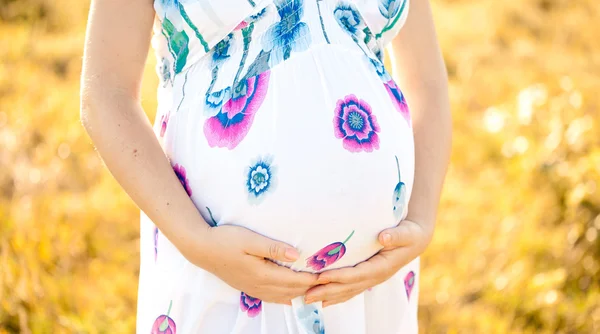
[0,0,599,332]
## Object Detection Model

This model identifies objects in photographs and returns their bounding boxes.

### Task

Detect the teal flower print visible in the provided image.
[158,0,210,53]
[246,156,277,203]
[297,304,325,334]
[393,156,407,221]
[161,17,189,75]
[262,0,312,67]
[205,207,218,227]
[159,57,173,87]
[317,0,331,43]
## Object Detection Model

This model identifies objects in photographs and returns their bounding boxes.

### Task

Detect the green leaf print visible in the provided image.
[161,17,190,74]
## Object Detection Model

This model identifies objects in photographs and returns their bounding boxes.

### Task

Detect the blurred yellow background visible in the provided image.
[1,0,599,333]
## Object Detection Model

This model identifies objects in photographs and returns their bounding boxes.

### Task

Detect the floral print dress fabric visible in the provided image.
[137,0,419,333]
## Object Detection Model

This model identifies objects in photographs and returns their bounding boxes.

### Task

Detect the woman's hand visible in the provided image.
[185,225,319,305]
[303,219,433,307]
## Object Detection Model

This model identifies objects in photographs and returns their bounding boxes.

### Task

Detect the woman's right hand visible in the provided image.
[183,224,319,305]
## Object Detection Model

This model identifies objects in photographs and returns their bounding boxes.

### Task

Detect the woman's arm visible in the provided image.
[305,0,451,306]
[388,0,451,234]
[80,0,317,304]
[80,0,207,266]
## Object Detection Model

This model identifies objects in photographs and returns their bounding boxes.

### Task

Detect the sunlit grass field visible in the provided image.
[1,0,599,332]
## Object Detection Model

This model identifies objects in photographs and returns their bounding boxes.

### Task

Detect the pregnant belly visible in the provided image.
[161,47,415,272]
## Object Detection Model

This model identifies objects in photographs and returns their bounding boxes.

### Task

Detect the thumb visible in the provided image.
[378,220,416,248]
[246,233,299,262]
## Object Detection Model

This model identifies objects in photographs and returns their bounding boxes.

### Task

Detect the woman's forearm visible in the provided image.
[389,0,452,229]
[80,93,212,260]
[404,83,451,228]
[79,0,214,263]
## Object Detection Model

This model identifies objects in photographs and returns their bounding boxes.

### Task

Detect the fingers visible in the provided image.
[304,282,367,305]
[378,219,421,248]
[317,257,383,284]
[243,230,299,262]
[261,259,319,288]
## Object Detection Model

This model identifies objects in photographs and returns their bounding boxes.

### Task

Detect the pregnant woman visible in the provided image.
[80,0,451,333]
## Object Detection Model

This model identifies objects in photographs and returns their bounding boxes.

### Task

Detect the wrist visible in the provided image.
[168,214,216,269]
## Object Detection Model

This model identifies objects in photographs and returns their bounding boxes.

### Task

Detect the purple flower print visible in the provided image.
[333,95,381,153]
[172,163,192,196]
[204,71,271,149]
[240,292,262,318]
[154,226,159,262]
[151,300,176,334]
[384,80,411,127]
[306,230,355,271]
[160,112,170,137]
[404,271,416,300]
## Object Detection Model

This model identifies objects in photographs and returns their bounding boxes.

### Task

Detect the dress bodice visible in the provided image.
[152,0,410,75]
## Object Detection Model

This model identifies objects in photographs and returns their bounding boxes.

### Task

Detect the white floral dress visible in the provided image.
[137,1,419,333]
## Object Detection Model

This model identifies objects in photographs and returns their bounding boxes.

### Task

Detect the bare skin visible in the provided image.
[305,0,452,307]
[80,0,450,307]
[80,0,317,305]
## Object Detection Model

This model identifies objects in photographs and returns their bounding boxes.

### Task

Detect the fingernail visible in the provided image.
[382,233,391,245]
[304,297,313,304]
[284,248,299,261]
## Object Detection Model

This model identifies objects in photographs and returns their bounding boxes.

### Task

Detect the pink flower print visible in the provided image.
[234,21,248,30]
[404,271,416,301]
[240,292,262,318]
[306,230,355,271]
[172,164,192,197]
[151,300,176,334]
[204,71,270,149]
[333,95,381,153]
[384,80,411,127]
[160,112,170,137]
[154,226,159,262]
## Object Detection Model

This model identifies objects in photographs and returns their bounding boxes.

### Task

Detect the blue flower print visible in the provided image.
[262,0,312,67]
[157,0,181,8]
[373,45,384,62]
[334,3,362,36]
[375,0,408,39]
[212,33,233,64]
[205,85,232,117]
[297,305,325,334]
[378,0,404,19]
[369,57,391,81]
[159,57,173,87]
[246,156,277,203]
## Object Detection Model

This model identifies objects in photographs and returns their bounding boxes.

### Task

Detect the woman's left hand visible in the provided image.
[303,219,434,307]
